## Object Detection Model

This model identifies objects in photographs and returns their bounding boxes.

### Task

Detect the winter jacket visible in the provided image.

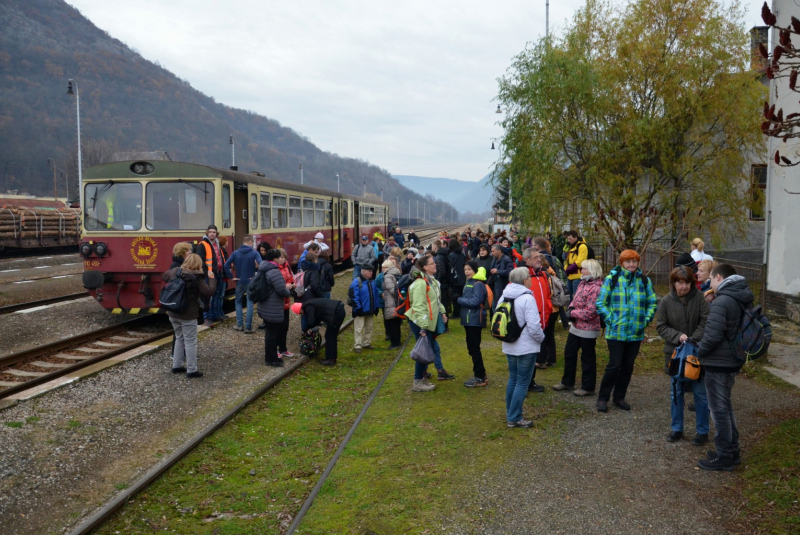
[497,283,545,356]
[299,261,325,302]
[491,253,514,296]
[457,267,488,327]
[223,244,262,284]
[527,268,553,329]
[596,266,657,342]
[434,249,452,289]
[352,243,376,266]
[169,255,185,270]
[277,261,294,310]
[401,258,414,275]
[475,254,494,280]
[656,285,709,372]
[375,272,386,308]
[568,277,604,338]
[383,242,398,257]
[382,266,402,320]
[470,239,482,259]
[700,279,711,293]
[348,275,379,317]
[256,261,292,324]
[162,267,217,321]
[393,232,405,248]
[448,250,467,287]
[406,269,445,331]
[319,257,335,293]
[302,298,345,329]
[697,275,753,372]
[565,239,590,280]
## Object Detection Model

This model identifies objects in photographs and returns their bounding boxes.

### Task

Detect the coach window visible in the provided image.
[222,184,232,228]
[341,200,348,226]
[144,181,213,230]
[325,200,332,226]
[85,182,142,231]
[260,192,271,229]
[289,196,302,228]
[303,197,314,227]
[250,193,258,230]
[273,194,287,228]
[315,199,325,227]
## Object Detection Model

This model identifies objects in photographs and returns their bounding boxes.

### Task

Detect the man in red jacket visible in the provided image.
[523,248,552,392]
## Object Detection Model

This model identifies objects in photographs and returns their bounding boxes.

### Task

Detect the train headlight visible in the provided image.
[93,242,108,257]
[80,242,93,257]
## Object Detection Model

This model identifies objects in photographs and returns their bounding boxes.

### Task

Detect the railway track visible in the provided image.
[0,292,90,316]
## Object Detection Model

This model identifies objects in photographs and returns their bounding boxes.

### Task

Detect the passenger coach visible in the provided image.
[80,160,389,313]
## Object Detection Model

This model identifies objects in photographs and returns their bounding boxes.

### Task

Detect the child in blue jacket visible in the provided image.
[457,261,489,387]
[348,263,379,353]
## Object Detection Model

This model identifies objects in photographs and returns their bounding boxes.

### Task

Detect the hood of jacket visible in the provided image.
[258,260,280,274]
[300,260,320,272]
[434,248,448,258]
[384,266,402,278]
[473,267,487,281]
[715,275,753,305]
[171,255,185,266]
[236,244,254,254]
[502,282,532,300]
[609,266,643,280]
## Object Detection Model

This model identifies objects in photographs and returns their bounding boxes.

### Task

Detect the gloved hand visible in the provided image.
[565,263,579,275]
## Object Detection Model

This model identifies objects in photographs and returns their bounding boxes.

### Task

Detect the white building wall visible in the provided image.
[766,0,800,299]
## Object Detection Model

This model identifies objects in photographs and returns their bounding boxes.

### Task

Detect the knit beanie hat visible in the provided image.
[618,249,641,264]
[675,252,698,273]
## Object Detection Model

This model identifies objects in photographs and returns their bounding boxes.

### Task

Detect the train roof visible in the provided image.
[84,160,388,206]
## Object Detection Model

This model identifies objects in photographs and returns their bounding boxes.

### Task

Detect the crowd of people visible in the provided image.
[165,223,753,471]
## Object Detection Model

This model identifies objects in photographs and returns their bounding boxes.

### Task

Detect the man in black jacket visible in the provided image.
[448,239,467,317]
[294,299,347,366]
[432,240,452,318]
[696,264,753,471]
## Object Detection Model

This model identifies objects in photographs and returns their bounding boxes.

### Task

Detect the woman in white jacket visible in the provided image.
[498,268,546,428]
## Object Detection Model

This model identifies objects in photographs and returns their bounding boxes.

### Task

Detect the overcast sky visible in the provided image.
[66,0,766,182]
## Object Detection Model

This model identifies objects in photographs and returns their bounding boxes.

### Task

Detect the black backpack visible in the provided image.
[581,242,596,260]
[446,256,459,287]
[247,271,272,303]
[160,268,192,313]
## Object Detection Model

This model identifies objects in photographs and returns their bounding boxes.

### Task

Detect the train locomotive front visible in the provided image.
[79,160,389,313]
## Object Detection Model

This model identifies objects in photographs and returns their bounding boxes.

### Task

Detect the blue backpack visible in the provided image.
[668,341,702,403]
[729,303,772,363]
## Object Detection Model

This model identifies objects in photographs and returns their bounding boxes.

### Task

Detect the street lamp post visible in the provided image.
[229,135,235,168]
[66,79,82,208]
[299,163,303,185]
[47,158,58,200]
[336,173,340,193]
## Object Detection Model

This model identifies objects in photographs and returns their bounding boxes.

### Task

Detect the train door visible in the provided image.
[232,185,248,249]
[341,199,352,260]
[333,198,341,261]
[354,200,360,241]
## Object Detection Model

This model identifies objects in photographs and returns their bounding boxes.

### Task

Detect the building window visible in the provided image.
[750,164,767,221]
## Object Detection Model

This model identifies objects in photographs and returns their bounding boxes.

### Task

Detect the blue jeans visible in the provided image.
[568,279,581,302]
[704,371,740,457]
[409,321,443,378]
[670,378,710,434]
[235,282,254,329]
[204,274,226,321]
[353,265,361,280]
[506,353,537,422]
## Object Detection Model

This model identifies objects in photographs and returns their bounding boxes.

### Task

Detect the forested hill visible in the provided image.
[0,0,457,219]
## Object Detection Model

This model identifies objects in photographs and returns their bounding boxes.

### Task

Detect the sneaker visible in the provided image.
[464,377,488,388]
[354,348,362,354]
[692,433,709,446]
[507,419,534,428]
[363,344,373,350]
[186,371,204,378]
[613,399,631,411]
[707,450,741,466]
[552,383,574,391]
[698,455,736,471]
[319,359,337,366]
[437,369,455,381]
[203,319,214,328]
[412,378,436,392]
[233,325,244,331]
[597,400,608,412]
[171,367,187,373]
[527,383,545,393]
[266,360,284,368]
[387,345,402,350]
[573,389,593,397]
[244,329,255,334]
[666,431,683,443]
[281,351,295,357]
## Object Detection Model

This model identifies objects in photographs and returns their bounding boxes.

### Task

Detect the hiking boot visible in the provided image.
[354,348,362,354]
[363,344,373,350]
[437,369,455,381]
[597,400,608,412]
[707,450,741,466]
[171,367,187,374]
[464,377,487,388]
[319,359,337,366]
[424,371,432,379]
[412,378,436,392]
[552,383,574,391]
[667,431,683,443]
[186,371,204,378]
[527,383,545,393]
[507,419,534,428]
[234,325,244,331]
[573,389,593,397]
[698,455,736,471]
[613,399,631,411]
[266,360,284,368]
[692,433,709,446]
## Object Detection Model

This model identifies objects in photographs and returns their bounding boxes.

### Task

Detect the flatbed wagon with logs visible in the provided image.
[0,197,82,250]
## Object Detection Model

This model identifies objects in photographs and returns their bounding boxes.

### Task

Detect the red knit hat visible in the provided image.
[618,249,641,264]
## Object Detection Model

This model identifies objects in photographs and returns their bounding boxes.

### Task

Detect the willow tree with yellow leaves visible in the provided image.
[494,0,766,252]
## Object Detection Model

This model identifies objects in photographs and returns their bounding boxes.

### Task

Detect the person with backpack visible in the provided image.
[223,235,262,334]
[196,225,226,327]
[553,259,604,395]
[299,251,325,332]
[564,230,590,301]
[257,249,295,367]
[656,266,710,446]
[348,263,379,353]
[274,248,296,358]
[432,240,453,322]
[406,254,454,392]
[534,236,570,329]
[162,253,217,378]
[298,241,320,267]
[495,268,546,427]
[695,264,754,471]
[522,249,553,379]
[318,250,335,299]
[457,261,489,387]
[448,239,467,317]
[381,259,403,350]
[291,299,347,366]
[595,249,657,412]
[401,248,417,275]
[490,244,514,311]
[352,235,376,280]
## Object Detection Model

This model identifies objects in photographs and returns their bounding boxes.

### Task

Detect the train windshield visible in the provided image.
[84,182,142,231]
[145,181,215,230]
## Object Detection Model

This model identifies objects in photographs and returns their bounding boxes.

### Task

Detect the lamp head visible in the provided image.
[229,135,233,145]
[67,80,74,95]
[491,142,495,150]
[495,105,502,114]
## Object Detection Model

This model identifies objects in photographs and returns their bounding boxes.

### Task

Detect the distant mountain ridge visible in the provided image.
[0,0,458,220]
[393,173,494,215]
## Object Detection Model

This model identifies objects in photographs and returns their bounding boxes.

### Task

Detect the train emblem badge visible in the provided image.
[130,236,159,268]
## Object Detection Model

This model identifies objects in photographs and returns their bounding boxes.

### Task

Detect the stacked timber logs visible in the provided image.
[0,207,82,239]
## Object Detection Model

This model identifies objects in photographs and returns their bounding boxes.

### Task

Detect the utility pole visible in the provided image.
[408,199,410,225]
[363,181,366,196]
[229,135,235,168]
[380,187,383,201]
[546,0,549,39]
[416,200,419,224]
[396,195,400,226]
[299,163,303,185]
[47,158,57,200]
[336,173,340,192]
